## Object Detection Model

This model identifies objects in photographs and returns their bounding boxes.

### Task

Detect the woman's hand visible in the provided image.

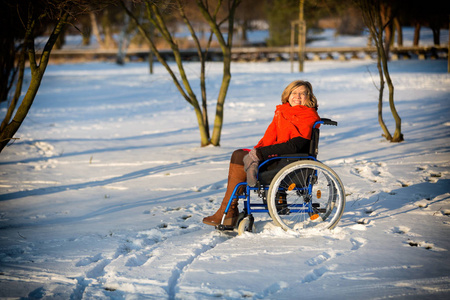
[244,149,260,187]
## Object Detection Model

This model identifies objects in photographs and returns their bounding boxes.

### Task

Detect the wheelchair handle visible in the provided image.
[315,118,338,128]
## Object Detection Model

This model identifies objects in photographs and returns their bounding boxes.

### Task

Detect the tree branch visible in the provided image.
[38,11,70,70]
[121,0,193,104]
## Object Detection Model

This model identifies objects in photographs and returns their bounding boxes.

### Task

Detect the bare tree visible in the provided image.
[399,0,450,46]
[357,0,403,142]
[234,0,265,46]
[0,0,110,153]
[393,17,402,46]
[122,0,241,147]
[0,1,70,152]
[90,6,118,49]
[116,1,140,65]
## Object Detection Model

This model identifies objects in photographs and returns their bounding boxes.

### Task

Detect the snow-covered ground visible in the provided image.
[1,27,450,299]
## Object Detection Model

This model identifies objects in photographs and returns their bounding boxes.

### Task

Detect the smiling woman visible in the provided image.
[282,80,318,109]
[202,80,321,227]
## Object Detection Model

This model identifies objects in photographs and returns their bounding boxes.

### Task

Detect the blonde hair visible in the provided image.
[281,80,318,109]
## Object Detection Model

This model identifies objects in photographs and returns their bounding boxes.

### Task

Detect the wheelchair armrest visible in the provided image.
[258,154,314,169]
[320,118,338,126]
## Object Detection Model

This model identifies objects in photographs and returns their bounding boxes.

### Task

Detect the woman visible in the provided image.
[202,80,320,227]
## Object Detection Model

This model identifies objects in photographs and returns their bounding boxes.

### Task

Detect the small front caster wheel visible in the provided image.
[237,217,255,235]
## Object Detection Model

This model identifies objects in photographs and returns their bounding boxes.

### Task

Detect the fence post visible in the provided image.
[298,0,306,72]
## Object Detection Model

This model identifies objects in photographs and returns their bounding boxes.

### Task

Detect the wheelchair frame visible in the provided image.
[217,118,346,234]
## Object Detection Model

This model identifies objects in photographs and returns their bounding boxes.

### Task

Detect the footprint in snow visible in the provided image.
[350,237,367,250]
[387,227,442,250]
[306,252,333,266]
[405,239,441,250]
[302,265,332,283]
[355,218,371,225]
[351,161,388,183]
[417,165,443,183]
[33,141,55,157]
[85,259,111,279]
[364,206,378,217]
[259,281,289,298]
[75,253,103,267]
[390,226,411,235]
[427,172,442,183]
[125,253,149,267]
[414,200,429,208]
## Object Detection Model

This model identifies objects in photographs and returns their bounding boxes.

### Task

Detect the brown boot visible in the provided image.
[203,149,247,227]
[202,199,239,226]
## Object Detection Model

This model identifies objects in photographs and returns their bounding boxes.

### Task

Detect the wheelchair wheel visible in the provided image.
[267,160,345,231]
[237,217,255,235]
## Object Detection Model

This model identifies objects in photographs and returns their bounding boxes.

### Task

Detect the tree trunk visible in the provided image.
[197,0,241,146]
[380,46,403,142]
[0,45,25,133]
[193,105,211,147]
[81,15,92,46]
[0,21,18,104]
[116,8,130,65]
[376,2,403,142]
[54,24,67,49]
[431,26,440,45]
[211,50,231,146]
[102,8,116,49]
[0,10,69,152]
[394,17,402,46]
[367,33,373,46]
[370,3,392,141]
[90,11,105,49]
[376,46,392,141]
[148,22,154,74]
[241,19,248,42]
[413,22,421,46]
[358,0,403,143]
[380,2,393,59]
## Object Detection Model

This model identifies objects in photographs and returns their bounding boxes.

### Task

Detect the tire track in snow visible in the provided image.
[71,225,228,299]
[70,256,113,299]
[166,233,227,300]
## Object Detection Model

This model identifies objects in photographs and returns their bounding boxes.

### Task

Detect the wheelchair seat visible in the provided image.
[258,154,313,185]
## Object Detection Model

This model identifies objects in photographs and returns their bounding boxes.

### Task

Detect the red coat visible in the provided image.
[255,103,320,148]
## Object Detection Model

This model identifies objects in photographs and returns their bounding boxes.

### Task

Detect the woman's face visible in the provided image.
[288,85,309,107]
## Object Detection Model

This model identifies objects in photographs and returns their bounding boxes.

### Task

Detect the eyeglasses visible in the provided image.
[291,91,309,97]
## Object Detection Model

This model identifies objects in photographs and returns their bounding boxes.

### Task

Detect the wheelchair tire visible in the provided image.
[237,217,255,235]
[267,160,345,231]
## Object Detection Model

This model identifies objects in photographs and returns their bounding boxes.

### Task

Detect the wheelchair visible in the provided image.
[217,118,346,235]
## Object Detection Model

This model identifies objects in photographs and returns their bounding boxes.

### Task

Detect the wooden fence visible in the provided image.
[45,45,448,63]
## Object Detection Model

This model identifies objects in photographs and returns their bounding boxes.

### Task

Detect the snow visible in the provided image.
[1,28,450,299]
